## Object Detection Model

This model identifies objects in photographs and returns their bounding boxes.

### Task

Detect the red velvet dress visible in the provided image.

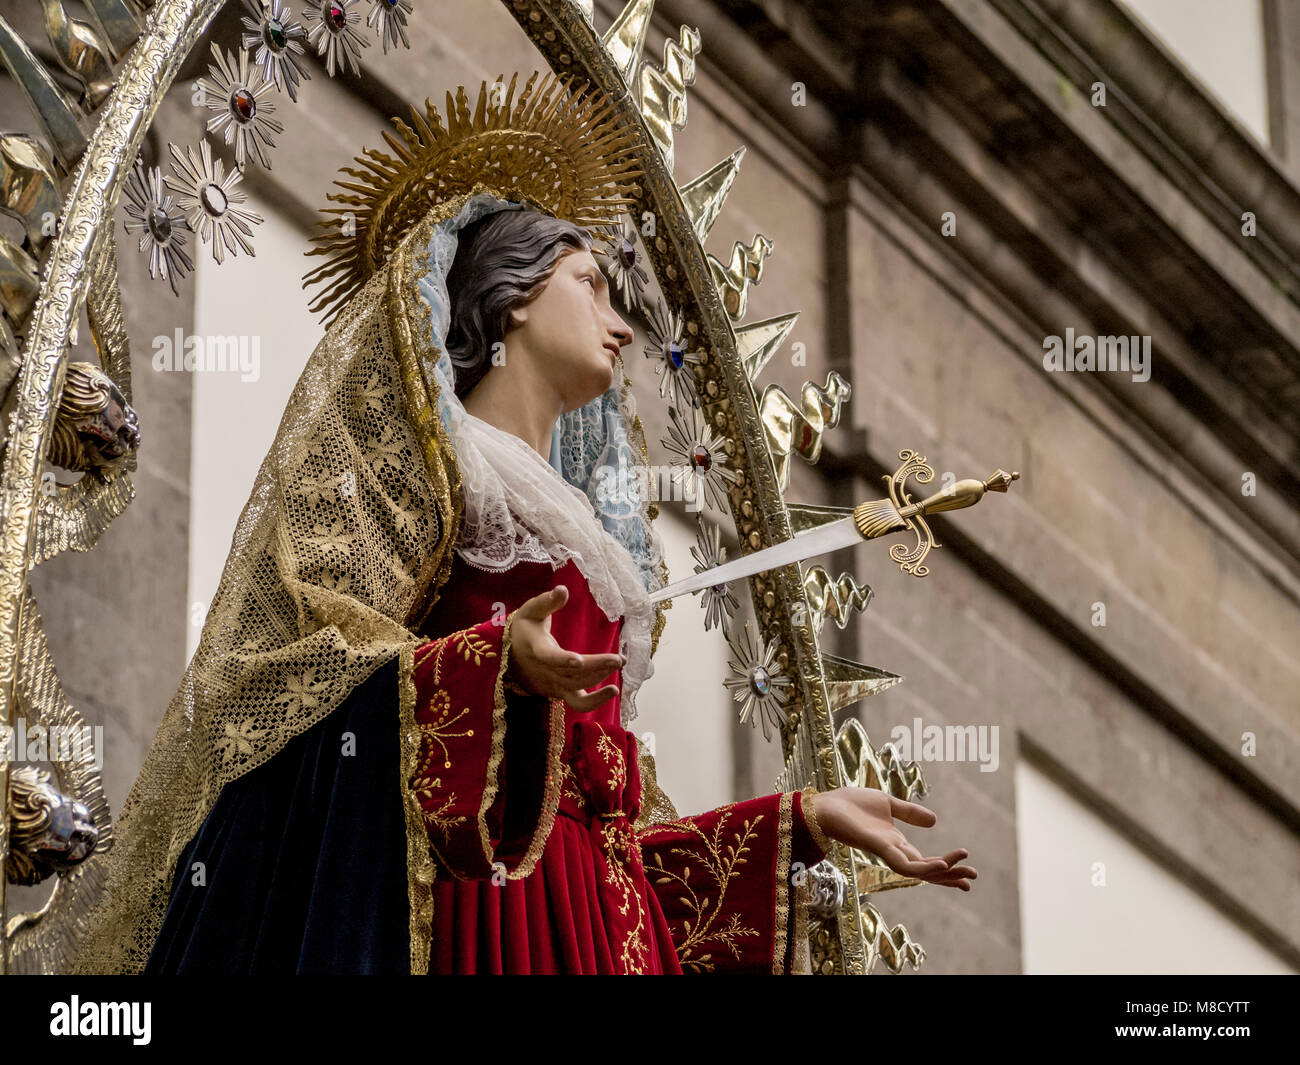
[410,553,828,974]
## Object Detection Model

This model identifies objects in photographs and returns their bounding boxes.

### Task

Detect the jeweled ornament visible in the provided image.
[241,0,311,101]
[123,158,193,296]
[200,184,228,215]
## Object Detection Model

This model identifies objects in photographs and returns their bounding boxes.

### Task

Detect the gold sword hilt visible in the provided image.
[851,454,1019,575]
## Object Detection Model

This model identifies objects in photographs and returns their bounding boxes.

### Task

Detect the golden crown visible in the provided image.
[302,69,644,324]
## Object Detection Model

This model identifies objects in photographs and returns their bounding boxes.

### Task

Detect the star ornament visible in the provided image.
[165,140,263,264]
[690,520,739,634]
[122,158,193,296]
[645,297,703,410]
[241,0,311,102]
[304,0,370,78]
[200,43,284,170]
[366,0,412,53]
[596,215,651,312]
[662,404,740,515]
[724,620,794,742]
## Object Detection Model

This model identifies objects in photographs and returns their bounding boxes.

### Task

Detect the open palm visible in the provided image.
[815,787,977,890]
[505,585,626,710]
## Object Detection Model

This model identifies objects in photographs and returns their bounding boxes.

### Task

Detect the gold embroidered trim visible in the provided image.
[397,644,436,974]
[772,791,794,975]
[800,787,833,858]
[792,879,812,975]
[479,610,518,865]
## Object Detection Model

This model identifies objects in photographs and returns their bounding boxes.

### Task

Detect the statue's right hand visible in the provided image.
[504,585,626,710]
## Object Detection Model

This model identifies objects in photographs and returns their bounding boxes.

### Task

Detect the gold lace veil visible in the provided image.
[69,72,667,975]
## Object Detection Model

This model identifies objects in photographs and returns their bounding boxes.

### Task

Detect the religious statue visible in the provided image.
[0,1,1016,976]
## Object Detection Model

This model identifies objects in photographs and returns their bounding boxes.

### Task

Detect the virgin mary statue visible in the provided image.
[69,73,974,976]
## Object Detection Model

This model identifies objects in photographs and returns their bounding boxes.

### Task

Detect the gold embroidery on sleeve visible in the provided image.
[639,808,763,973]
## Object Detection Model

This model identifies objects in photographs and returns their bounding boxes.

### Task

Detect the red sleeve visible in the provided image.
[408,609,565,882]
[636,787,831,973]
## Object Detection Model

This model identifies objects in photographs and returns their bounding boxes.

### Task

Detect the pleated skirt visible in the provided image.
[430,811,684,974]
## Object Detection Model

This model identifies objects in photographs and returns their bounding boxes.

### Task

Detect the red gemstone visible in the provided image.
[232,89,256,121]
[690,444,711,472]
[328,2,347,29]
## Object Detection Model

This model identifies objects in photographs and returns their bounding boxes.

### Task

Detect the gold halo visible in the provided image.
[302,69,644,324]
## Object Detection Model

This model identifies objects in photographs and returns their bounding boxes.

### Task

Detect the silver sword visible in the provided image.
[650,468,1018,604]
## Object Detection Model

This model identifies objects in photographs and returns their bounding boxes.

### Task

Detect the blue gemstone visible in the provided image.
[668,342,684,369]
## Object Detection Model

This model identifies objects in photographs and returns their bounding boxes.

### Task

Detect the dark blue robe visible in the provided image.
[143,658,412,974]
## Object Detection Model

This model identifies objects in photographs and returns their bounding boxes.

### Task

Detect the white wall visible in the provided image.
[1120,0,1270,144]
[1016,757,1294,973]
[188,190,320,659]
[632,511,737,814]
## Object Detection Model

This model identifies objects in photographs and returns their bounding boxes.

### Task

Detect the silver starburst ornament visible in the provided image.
[122,159,192,296]
[597,215,651,311]
[304,0,369,77]
[366,0,412,53]
[645,297,703,410]
[690,520,739,633]
[724,620,793,741]
[199,43,283,170]
[241,0,312,102]
[663,404,740,515]
[165,140,263,264]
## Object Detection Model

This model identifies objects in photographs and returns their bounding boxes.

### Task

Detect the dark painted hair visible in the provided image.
[444,208,593,401]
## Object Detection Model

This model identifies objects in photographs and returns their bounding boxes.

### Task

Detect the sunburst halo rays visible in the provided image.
[724,620,794,742]
[200,43,283,170]
[123,159,192,296]
[303,70,644,325]
[241,0,311,102]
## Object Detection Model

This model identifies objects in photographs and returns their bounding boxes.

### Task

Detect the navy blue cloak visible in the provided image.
[143,657,412,974]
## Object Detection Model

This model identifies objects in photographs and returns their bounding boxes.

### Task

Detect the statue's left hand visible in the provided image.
[812,787,977,891]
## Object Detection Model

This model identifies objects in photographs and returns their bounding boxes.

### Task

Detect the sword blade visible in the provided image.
[650,516,863,603]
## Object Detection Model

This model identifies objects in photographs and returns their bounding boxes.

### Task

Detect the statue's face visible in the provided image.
[508,247,633,411]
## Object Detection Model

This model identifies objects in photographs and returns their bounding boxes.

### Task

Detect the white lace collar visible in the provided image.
[449,408,656,723]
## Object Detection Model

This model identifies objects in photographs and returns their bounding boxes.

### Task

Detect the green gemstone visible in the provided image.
[266,18,287,50]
